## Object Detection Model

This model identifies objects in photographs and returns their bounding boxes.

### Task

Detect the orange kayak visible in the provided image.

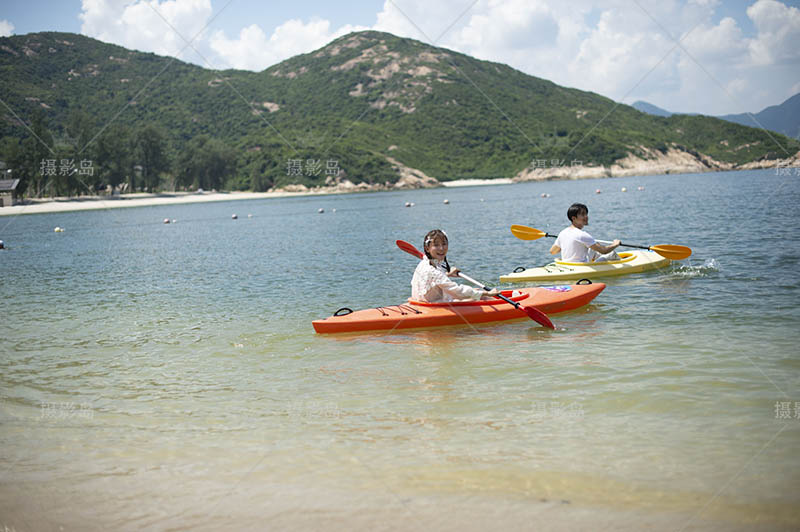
[312,282,605,334]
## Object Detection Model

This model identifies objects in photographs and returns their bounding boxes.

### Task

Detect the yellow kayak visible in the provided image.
[500,250,670,283]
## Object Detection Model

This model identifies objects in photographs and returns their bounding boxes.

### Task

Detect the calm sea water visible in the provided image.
[2,169,799,530]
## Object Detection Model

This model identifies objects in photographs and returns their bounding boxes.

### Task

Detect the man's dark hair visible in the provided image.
[567,203,588,222]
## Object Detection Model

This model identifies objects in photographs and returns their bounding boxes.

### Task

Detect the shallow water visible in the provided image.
[1,169,799,530]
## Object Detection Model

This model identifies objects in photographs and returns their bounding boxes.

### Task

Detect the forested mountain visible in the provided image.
[1,30,798,197]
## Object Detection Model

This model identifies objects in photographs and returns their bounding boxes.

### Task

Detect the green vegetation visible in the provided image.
[1,30,798,197]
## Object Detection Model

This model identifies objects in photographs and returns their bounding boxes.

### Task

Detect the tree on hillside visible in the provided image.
[175,135,236,190]
[60,110,99,195]
[134,125,170,192]
[95,124,132,191]
[24,109,56,197]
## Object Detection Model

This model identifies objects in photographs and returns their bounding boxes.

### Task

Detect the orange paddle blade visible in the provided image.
[396,239,424,259]
[510,225,548,241]
[649,244,692,260]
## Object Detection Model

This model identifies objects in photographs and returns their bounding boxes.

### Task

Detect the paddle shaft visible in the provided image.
[457,272,525,310]
[511,224,691,260]
[540,232,663,252]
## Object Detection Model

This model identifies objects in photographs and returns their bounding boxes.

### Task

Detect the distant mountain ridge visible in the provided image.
[719,93,800,140]
[631,101,674,118]
[1,30,799,194]
[634,95,800,140]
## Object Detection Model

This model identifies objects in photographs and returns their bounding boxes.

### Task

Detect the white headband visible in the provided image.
[425,230,448,245]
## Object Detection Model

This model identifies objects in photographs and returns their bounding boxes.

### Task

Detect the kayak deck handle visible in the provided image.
[513,266,527,273]
[576,278,593,285]
[334,307,354,316]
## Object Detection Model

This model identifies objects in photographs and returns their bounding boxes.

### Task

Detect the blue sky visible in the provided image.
[1,0,799,115]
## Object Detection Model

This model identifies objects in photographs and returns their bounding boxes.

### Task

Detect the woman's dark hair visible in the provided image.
[423,229,450,271]
[567,203,588,222]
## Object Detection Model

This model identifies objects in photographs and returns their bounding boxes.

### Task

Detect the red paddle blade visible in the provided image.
[524,305,555,329]
[396,239,424,259]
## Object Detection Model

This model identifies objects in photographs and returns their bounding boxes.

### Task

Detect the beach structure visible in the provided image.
[0,178,20,207]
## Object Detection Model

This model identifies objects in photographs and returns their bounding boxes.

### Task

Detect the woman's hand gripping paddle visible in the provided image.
[396,240,555,329]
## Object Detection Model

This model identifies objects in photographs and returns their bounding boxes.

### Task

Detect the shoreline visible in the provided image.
[0,189,320,216]
[0,164,790,217]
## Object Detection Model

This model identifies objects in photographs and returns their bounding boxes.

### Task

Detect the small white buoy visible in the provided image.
[332,208,336,213]
[171,219,177,224]
[318,208,324,214]
[621,187,627,192]
[232,214,238,219]
[480,198,485,202]
[247,214,253,218]
[443,199,450,204]
[54,226,64,232]
[595,189,601,194]
[410,202,415,207]
[163,218,170,224]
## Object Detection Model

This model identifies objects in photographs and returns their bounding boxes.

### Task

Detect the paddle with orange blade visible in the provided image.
[510,224,692,260]
[395,239,555,329]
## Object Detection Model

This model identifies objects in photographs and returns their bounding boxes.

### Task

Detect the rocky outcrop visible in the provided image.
[514,145,800,182]
[385,156,440,188]
[267,155,441,195]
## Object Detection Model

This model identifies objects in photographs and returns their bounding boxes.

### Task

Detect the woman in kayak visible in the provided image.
[411,229,499,302]
[550,203,621,262]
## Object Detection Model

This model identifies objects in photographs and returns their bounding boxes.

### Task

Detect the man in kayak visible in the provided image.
[550,203,621,263]
[412,229,500,302]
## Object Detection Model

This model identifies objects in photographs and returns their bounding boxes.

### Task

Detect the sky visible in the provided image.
[1,0,799,116]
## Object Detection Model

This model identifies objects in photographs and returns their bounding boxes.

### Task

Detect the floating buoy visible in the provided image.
[232,214,238,219]
[247,214,253,218]
[480,198,485,202]
[332,208,336,213]
[54,227,64,232]
[318,208,324,214]
[621,187,627,192]
[172,219,177,224]
[443,199,450,204]
[410,202,415,207]
[595,189,601,194]
[163,218,170,224]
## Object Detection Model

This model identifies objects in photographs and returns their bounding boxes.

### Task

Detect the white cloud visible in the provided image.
[209,18,366,71]
[80,0,213,63]
[0,19,14,37]
[682,17,748,63]
[373,0,472,42]
[747,0,800,65]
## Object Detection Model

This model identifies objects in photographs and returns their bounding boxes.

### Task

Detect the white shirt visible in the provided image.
[411,258,484,302]
[554,225,596,262]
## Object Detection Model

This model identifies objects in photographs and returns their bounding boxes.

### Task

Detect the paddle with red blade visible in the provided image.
[395,239,555,329]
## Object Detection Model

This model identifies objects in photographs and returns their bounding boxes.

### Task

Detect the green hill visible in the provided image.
[1,30,798,196]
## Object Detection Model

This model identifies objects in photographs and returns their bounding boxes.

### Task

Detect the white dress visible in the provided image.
[411,258,484,302]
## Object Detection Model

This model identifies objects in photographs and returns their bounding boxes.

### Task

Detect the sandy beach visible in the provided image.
[0,179,515,217]
[0,189,323,217]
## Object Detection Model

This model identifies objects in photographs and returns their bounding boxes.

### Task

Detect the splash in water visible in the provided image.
[670,258,720,278]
